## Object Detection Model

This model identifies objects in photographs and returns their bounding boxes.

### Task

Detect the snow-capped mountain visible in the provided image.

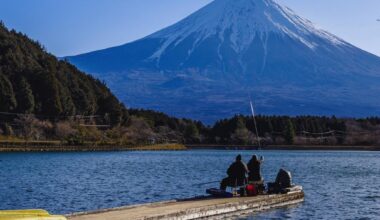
[67,0,380,123]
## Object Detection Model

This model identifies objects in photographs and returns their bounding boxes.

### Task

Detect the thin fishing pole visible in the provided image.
[250,99,261,149]
[192,180,220,187]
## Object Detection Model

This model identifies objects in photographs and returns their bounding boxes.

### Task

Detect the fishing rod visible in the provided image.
[192,180,220,187]
[250,100,261,150]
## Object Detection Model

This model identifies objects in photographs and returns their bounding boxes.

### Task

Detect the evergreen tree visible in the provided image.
[231,117,251,145]
[98,95,123,126]
[37,70,63,115]
[284,119,295,144]
[16,77,35,113]
[184,123,200,143]
[0,73,17,111]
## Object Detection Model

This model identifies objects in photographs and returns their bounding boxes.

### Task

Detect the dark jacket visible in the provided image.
[226,161,248,185]
[247,159,262,181]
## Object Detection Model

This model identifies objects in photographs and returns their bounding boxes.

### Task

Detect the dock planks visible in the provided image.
[67,191,304,220]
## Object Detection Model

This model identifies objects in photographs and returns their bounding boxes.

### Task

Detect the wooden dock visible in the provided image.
[67,190,304,220]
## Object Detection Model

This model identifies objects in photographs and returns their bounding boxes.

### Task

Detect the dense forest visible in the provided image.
[1,22,379,147]
[123,113,380,146]
[206,115,380,146]
[0,21,125,124]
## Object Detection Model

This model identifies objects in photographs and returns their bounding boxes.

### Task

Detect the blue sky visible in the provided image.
[0,0,379,57]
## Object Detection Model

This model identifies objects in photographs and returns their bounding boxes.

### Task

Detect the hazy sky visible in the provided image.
[0,0,379,57]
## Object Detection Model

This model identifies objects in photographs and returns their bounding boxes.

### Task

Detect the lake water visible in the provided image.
[0,150,379,219]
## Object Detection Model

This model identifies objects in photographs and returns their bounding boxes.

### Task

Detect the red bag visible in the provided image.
[246,184,258,196]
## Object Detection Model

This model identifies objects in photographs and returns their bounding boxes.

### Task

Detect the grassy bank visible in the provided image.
[186,144,380,151]
[0,140,187,152]
[1,140,378,152]
[129,144,187,151]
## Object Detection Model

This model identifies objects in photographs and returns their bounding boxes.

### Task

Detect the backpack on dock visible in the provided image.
[245,184,258,196]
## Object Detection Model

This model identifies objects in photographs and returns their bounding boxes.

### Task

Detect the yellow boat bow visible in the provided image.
[0,210,66,220]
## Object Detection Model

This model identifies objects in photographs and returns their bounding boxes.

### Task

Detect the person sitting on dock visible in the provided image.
[220,154,248,191]
[247,155,264,182]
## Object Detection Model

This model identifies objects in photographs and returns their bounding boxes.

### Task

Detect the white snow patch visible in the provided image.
[147,0,349,60]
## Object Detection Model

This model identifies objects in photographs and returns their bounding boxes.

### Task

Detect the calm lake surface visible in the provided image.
[0,150,379,219]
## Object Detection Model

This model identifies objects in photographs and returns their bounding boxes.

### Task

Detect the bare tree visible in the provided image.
[14,115,52,140]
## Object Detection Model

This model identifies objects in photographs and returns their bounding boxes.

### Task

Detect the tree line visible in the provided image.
[4,110,379,146]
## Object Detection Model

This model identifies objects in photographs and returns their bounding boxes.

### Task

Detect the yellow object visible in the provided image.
[0,210,66,220]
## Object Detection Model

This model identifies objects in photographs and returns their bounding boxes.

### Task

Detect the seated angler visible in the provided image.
[220,155,248,191]
[247,155,264,182]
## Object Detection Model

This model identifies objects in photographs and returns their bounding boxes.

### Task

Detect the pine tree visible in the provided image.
[36,70,63,116]
[284,119,295,144]
[98,95,123,126]
[0,73,17,111]
[16,77,35,113]
[184,123,200,143]
[231,117,251,145]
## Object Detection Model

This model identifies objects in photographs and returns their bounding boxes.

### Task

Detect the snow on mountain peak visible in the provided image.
[66,0,380,123]
[149,0,347,59]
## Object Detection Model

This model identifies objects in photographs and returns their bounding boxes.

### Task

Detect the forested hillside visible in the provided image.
[0,21,125,125]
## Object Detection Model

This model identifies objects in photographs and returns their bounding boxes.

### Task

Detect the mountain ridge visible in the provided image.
[66,0,380,123]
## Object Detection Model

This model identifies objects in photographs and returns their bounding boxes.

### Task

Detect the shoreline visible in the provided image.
[0,141,378,152]
[0,142,187,152]
[186,145,380,151]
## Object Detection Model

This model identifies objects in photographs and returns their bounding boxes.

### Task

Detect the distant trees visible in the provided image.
[14,115,53,140]
[1,106,380,146]
[231,117,252,145]
[207,115,377,146]
[54,121,76,140]
[0,73,17,111]
[98,95,123,126]
[36,70,63,116]
[284,119,295,144]
[16,77,35,113]
[122,116,156,145]
[184,123,200,143]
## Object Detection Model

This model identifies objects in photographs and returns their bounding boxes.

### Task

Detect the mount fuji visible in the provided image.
[67,0,380,123]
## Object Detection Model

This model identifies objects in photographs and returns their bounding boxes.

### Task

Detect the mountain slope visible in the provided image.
[67,0,380,123]
[0,22,125,124]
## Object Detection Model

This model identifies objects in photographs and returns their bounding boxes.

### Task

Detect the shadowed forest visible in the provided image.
[2,111,380,147]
